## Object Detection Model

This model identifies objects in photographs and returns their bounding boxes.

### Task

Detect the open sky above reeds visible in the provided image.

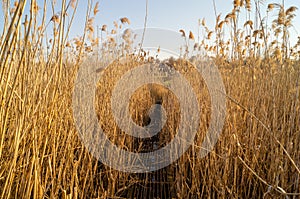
[1,0,299,46]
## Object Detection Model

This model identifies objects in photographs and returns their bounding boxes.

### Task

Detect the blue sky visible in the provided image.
[1,0,300,47]
[73,0,299,35]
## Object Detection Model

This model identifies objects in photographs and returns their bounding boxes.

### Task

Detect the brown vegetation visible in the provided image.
[0,0,299,198]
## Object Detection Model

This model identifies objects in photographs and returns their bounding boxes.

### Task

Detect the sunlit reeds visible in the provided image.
[0,0,299,198]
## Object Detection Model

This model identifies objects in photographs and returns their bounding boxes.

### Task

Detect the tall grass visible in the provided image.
[0,0,299,198]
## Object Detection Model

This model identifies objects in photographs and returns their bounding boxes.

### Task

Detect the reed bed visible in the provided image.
[0,0,299,198]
